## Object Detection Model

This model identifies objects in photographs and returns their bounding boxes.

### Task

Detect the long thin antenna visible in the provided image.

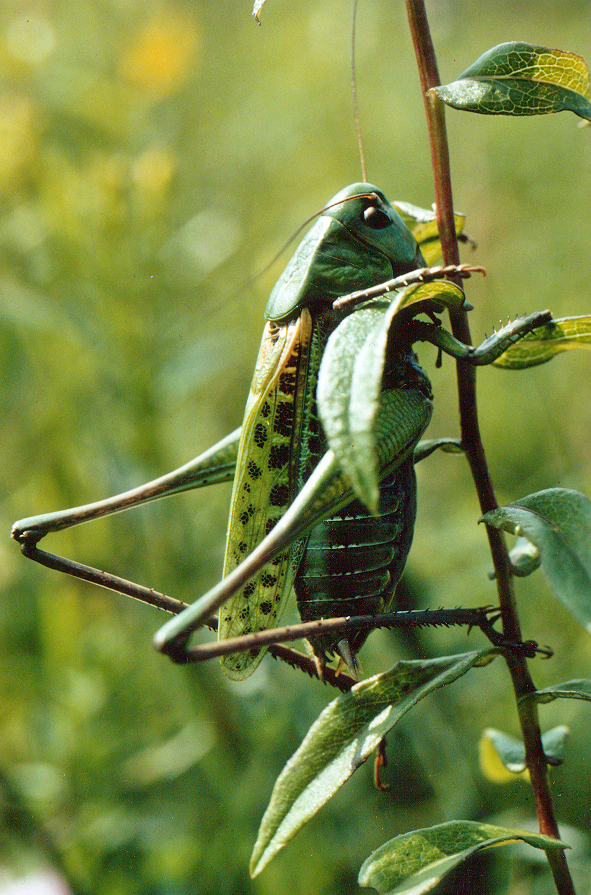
[350,0,367,182]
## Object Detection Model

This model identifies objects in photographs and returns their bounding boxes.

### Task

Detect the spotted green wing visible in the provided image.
[219,310,313,680]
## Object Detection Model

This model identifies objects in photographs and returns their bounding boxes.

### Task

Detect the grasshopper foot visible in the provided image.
[478,614,553,658]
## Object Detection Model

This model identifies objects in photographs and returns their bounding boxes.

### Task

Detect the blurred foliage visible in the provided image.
[1,1,591,893]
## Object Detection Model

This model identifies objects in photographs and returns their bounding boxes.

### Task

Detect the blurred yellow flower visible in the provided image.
[119,11,200,98]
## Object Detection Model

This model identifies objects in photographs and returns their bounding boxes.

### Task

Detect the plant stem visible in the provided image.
[404,3,575,893]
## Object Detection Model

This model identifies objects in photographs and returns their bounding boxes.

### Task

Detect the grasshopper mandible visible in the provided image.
[12,182,550,682]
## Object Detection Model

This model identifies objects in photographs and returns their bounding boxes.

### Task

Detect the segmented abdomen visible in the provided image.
[295,455,417,661]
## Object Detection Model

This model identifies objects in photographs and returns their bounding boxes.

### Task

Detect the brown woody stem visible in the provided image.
[404,3,574,893]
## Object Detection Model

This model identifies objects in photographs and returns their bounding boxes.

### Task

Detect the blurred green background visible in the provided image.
[1,1,591,893]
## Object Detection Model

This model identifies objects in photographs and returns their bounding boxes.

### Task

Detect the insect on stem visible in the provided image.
[12,180,553,686]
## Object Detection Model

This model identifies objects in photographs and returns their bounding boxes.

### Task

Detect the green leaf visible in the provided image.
[507,536,542,577]
[432,42,591,121]
[392,201,439,229]
[317,302,391,513]
[318,282,465,511]
[358,820,568,894]
[392,202,466,266]
[479,729,528,783]
[521,679,591,705]
[481,728,529,775]
[392,280,468,317]
[481,489,591,630]
[249,651,497,877]
[413,438,464,464]
[480,726,569,779]
[492,316,591,369]
[541,726,570,765]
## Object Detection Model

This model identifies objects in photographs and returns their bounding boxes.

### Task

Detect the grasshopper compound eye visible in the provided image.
[363,204,391,229]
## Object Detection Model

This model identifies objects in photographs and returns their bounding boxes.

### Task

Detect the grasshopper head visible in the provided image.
[265,183,425,322]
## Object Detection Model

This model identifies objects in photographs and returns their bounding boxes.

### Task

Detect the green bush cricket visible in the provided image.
[11,182,550,682]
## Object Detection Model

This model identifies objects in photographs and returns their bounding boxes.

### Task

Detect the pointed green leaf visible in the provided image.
[493,316,591,369]
[358,820,568,894]
[521,679,591,705]
[348,307,400,507]
[317,303,389,512]
[413,438,464,464]
[318,283,464,511]
[480,726,569,778]
[481,489,591,630]
[432,42,591,121]
[250,651,497,877]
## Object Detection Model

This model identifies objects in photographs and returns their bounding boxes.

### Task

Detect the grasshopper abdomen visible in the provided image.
[295,347,432,672]
[295,456,417,662]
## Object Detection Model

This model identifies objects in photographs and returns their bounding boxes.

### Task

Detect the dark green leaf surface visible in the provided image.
[493,316,591,369]
[433,42,591,120]
[481,489,591,630]
[358,820,567,894]
[250,651,497,877]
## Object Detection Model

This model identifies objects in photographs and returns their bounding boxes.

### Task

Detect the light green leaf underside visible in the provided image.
[318,281,465,511]
[508,536,541,576]
[394,280,468,317]
[432,42,591,121]
[481,489,591,630]
[250,650,498,877]
[492,316,591,369]
[482,726,569,774]
[521,679,591,705]
[358,820,568,895]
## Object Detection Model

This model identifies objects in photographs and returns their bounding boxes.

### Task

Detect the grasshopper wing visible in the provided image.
[219,310,312,680]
